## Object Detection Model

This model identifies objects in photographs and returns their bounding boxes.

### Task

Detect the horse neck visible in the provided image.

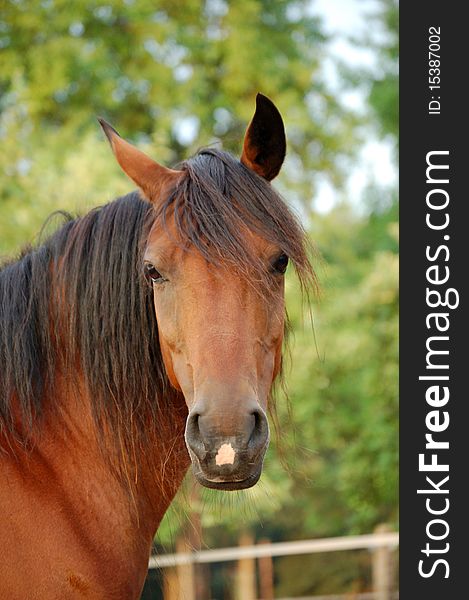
[42,265,191,533]
[3,368,189,565]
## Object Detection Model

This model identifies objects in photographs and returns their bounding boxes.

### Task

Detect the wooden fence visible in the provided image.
[148,525,399,600]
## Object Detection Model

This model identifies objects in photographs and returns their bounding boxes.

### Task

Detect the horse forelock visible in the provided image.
[155,149,317,297]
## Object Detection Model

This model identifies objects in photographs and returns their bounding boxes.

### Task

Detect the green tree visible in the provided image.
[264,1,399,592]
[367,0,399,141]
[1,0,356,255]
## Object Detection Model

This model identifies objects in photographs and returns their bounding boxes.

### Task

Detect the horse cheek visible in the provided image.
[157,337,181,391]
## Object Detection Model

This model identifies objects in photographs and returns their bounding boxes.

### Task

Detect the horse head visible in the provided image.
[99,95,305,491]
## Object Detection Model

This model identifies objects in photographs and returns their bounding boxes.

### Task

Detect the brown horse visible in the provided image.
[0,94,314,598]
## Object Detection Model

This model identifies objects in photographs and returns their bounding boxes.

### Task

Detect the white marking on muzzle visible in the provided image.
[215,443,236,466]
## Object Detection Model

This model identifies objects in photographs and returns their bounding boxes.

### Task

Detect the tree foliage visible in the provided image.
[1,0,357,256]
[367,0,399,141]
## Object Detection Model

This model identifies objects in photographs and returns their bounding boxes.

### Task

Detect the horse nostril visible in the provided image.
[187,411,200,435]
[185,411,206,459]
[248,408,268,448]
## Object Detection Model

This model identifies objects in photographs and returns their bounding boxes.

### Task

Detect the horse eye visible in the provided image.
[144,263,165,284]
[272,253,289,274]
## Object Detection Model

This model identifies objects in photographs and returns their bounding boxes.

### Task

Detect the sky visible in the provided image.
[311,0,397,212]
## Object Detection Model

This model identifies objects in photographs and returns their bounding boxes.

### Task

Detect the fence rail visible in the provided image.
[149,531,399,569]
[150,528,399,600]
[277,594,399,600]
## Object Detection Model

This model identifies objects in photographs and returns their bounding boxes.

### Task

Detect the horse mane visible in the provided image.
[0,148,316,458]
[164,149,316,297]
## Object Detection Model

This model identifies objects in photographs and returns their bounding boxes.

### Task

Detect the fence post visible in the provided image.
[236,531,257,600]
[163,568,180,600]
[186,483,210,600]
[175,536,195,600]
[372,524,393,600]
[257,538,274,600]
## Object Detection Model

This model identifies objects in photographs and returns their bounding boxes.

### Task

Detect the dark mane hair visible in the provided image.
[0,148,315,458]
[164,149,315,296]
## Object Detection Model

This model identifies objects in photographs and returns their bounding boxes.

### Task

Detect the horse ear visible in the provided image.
[241,93,286,181]
[98,118,183,202]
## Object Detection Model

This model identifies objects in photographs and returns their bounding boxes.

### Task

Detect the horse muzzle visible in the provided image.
[184,402,270,490]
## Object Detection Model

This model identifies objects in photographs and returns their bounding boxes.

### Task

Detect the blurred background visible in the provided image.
[0,0,398,598]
